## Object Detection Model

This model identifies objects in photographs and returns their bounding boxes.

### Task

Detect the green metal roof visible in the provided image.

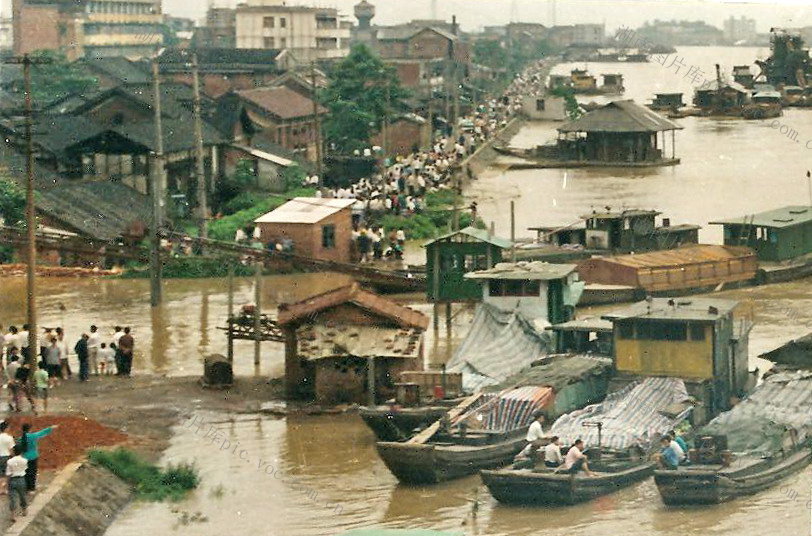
[423,226,513,249]
[709,206,812,229]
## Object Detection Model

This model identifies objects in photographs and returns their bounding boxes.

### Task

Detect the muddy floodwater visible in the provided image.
[1,44,810,535]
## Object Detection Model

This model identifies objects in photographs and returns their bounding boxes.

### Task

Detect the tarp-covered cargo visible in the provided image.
[702,370,812,455]
[550,377,693,451]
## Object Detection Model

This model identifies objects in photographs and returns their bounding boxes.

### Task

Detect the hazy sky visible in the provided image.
[153,0,812,33]
[2,0,811,33]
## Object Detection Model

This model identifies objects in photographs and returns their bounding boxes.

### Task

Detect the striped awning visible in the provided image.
[457,386,553,433]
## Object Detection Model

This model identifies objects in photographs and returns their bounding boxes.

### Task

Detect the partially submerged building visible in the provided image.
[522,95,568,121]
[580,208,700,252]
[277,283,429,404]
[603,297,753,422]
[254,197,356,263]
[710,206,812,262]
[555,100,682,164]
[577,244,758,294]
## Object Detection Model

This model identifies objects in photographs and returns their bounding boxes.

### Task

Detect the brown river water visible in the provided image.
[1,46,810,535]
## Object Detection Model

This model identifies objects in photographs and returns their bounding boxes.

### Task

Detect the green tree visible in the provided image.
[29,50,97,105]
[550,86,583,120]
[472,40,509,70]
[0,179,25,228]
[321,44,409,153]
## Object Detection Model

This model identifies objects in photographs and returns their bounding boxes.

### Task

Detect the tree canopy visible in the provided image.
[321,44,409,153]
[0,179,25,228]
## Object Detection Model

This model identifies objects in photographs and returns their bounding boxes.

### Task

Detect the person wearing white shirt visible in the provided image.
[544,436,565,468]
[0,421,13,494]
[6,444,28,521]
[87,325,101,375]
[669,436,686,463]
[16,326,30,362]
[564,439,594,476]
[525,411,547,445]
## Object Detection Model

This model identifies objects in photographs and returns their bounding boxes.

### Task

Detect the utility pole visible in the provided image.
[4,54,52,365]
[191,52,209,248]
[383,83,391,156]
[310,62,323,184]
[150,59,166,307]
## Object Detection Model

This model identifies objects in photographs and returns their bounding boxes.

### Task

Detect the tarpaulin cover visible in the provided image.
[702,370,812,455]
[550,377,692,451]
[457,386,553,432]
[446,303,554,392]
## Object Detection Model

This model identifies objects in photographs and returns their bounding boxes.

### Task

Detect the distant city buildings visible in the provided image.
[235,0,352,63]
[634,20,724,47]
[547,23,605,47]
[12,0,164,60]
[0,16,12,52]
[723,16,757,44]
[195,6,237,48]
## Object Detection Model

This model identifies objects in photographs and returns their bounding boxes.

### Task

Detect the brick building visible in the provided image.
[277,282,429,403]
[370,113,430,157]
[254,197,355,263]
[12,0,164,60]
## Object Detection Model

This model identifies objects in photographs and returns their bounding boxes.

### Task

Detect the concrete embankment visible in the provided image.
[7,463,132,536]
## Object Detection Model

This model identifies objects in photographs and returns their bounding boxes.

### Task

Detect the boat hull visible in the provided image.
[481,462,654,505]
[359,406,451,442]
[376,436,527,484]
[655,449,812,505]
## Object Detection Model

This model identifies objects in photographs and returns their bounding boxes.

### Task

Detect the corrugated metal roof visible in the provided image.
[709,206,812,229]
[255,197,355,224]
[465,261,577,281]
[697,79,750,93]
[558,99,683,133]
[603,297,740,322]
[579,208,661,220]
[545,317,614,333]
[232,144,295,167]
[423,226,512,249]
[587,244,753,269]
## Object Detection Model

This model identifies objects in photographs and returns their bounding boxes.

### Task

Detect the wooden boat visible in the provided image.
[655,446,812,505]
[359,400,461,442]
[481,456,654,505]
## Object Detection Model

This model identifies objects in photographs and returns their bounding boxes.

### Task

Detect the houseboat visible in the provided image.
[547,70,625,95]
[742,91,782,119]
[655,371,812,505]
[648,92,685,112]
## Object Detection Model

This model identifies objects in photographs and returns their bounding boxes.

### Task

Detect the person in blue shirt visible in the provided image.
[658,436,679,470]
[670,429,689,458]
[18,423,57,491]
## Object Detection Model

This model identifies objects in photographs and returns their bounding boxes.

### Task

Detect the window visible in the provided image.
[280,37,287,48]
[756,227,768,241]
[322,225,336,249]
[263,16,274,28]
[280,17,287,28]
[536,99,545,111]
[464,254,488,271]
[618,322,634,340]
[689,323,706,341]
[264,37,275,48]
[488,279,541,297]
[633,320,687,341]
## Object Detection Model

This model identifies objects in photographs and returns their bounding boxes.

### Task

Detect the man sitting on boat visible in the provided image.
[667,431,687,464]
[657,437,680,470]
[511,412,549,470]
[544,436,564,468]
[563,439,595,476]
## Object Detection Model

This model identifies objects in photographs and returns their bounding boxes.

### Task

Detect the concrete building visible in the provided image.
[547,23,605,47]
[12,0,163,60]
[254,197,355,263]
[522,94,567,121]
[194,7,237,48]
[0,16,12,52]
[235,0,351,63]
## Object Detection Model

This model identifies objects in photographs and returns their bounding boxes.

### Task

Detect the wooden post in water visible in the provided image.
[367,356,376,406]
[227,264,235,363]
[254,262,262,367]
[510,201,516,262]
[432,245,440,333]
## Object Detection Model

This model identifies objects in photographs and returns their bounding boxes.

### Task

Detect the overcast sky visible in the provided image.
[155,0,812,33]
[2,0,812,33]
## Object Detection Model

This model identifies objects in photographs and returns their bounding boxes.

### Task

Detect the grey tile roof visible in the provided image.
[558,99,683,133]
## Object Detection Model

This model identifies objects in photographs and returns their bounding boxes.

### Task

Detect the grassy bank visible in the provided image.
[88,448,199,502]
[373,189,482,240]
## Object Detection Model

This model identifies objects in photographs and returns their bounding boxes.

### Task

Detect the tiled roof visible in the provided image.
[158,47,284,73]
[559,99,683,133]
[277,283,429,329]
[295,324,423,360]
[237,86,326,120]
[79,57,150,85]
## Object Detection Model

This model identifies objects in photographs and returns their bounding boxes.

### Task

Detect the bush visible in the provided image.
[89,448,199,502]
[220,192,266,215]
[208,188,316,242]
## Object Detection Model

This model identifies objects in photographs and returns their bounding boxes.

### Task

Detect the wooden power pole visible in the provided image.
[3,54,52,364]
[311,63,323,185]
[150,59,166,307]
[191,52,209,247]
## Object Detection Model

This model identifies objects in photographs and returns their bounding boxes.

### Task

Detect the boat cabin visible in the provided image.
[603,297,752,421]
[732,65,755,88]
[580,208,700,252]
[781,85,804,105]
[277,283,429,404]
[710,205,812,261]
[545,317,614,356]
[693,80,750,110]
[570,69,597,91]
[651,92,684,109]
[424,226,512,303]
[752,91,782,104]
[465,261,582,324]
[601,73,624,91]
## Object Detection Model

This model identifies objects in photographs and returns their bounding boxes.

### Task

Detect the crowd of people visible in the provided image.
[0,324,135,415]
[233,59,553,263]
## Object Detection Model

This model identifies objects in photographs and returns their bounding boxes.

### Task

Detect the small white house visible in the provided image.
[523,95,568,121]
[465,261,584,324]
